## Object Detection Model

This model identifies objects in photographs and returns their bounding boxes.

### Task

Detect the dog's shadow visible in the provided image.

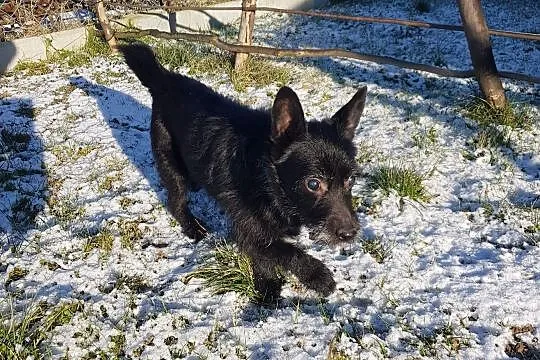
[69,75,230,236]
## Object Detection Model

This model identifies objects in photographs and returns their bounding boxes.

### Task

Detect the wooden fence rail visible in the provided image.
[114,28,539,84]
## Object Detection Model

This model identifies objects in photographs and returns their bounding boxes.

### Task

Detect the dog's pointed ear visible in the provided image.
[271,86,306,145]
[328,86,367,141]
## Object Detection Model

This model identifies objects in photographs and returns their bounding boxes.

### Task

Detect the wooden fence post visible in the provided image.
[162,0,177,34]
[458,0,506,109]
[234,0,257,71]
[95,0,118,52]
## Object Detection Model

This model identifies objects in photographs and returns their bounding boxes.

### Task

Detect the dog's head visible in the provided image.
[270,86,367,245]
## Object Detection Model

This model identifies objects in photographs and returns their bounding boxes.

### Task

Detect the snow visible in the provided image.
[1,0,539,359]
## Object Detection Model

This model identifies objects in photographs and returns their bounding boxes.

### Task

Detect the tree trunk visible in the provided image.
[95,0,118,52]
[234,0,257,71]
[458,0,505,108]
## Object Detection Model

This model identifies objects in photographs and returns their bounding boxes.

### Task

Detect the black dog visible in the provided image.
[119,44,367,302]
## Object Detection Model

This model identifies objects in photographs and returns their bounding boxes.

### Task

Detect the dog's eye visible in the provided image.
[306,178,321,192]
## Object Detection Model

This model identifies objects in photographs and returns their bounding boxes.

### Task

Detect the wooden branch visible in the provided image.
[95,0,118,51]
[114,29,540,84]
[160,5,540,42]
[459,0,506,108]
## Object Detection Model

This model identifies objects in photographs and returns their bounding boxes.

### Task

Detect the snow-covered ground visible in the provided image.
[1,0,539,359]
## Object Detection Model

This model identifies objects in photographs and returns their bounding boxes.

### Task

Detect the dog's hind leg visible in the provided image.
[151,114,208,241]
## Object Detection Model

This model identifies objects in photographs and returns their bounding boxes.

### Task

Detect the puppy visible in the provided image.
[119,43,367,302]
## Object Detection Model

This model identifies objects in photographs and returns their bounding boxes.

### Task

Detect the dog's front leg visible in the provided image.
[234,223,336,302]
[249,257,285,304]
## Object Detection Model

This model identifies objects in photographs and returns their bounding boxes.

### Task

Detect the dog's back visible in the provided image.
[119,44,265,124]
[118,43,273,197]
[119,44,269,135]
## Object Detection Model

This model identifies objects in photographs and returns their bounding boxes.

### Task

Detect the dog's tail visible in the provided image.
[117,43,164,90]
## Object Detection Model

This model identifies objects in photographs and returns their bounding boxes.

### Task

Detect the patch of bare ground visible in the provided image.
[505,324,540,360]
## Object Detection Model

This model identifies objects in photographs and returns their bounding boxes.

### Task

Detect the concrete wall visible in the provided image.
[0,0,328,73]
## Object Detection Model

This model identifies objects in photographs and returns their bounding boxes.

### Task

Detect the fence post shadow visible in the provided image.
[0,41,16,74]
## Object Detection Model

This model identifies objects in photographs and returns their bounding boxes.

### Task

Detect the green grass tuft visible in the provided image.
[97,173,123,193]
[465,98,532,129]
[355,141,377,165]
[13,60,51,75]
[81,28,111,58]
[361,237,393,264]
[119,197,137,210]
[472,126,510,149]
[40,259,61,271]
[53,84,76,100]
[50,143,96,163]
[42,302,83,331]
[48,195,86,226]
[152,40,226,73]
[0,301,48,359]
[185,244,260,301]
[229,56,291,92]
[6,266,29,287]
[411,126,437,149]
[351,196,361,211]
[83,227,114,256]
[109,332,126,358]
[118,219,144,249]
[370,165,430,201]
[327,332,351,360]
[0,301,82,360]
[114,273,150,293]
[48,27,110,68]
[405,322,472,357]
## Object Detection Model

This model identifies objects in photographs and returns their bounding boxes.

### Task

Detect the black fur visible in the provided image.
[119,43,368,302]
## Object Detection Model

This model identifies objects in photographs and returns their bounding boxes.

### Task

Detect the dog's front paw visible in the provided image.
[298,259,336,297]
[254,277,283,305]
[309,267,336,297]
[180,216,208,242]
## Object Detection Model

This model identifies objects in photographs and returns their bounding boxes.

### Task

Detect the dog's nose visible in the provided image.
[337,228,358,241]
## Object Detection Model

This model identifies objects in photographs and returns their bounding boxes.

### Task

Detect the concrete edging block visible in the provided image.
[1,27,88,73]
